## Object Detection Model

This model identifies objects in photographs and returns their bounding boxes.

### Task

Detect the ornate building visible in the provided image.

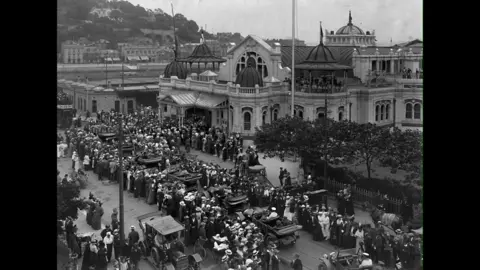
[158,32,422,134]
[324,11,376,47]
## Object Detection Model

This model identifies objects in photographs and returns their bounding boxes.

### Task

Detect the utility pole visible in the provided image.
[117,115,125,253]
[291,0,295,117]
[105,53,108,87]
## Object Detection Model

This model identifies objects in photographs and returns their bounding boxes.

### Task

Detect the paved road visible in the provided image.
[58,144,374,270]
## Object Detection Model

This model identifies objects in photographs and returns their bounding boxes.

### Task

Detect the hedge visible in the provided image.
[302,157,422,205]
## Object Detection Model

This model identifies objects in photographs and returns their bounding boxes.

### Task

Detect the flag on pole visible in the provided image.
[199,27,205,43]
[320,21,323,44]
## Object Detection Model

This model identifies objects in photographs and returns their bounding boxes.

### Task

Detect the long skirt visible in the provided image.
[283,208,294,221]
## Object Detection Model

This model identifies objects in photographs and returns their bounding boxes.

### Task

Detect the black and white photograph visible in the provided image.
[57,0,423,269]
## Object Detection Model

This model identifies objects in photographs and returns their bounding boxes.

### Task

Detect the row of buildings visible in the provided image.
[57,11,422,134]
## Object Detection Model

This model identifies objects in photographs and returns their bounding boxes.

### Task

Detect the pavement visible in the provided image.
[57,141,374,270]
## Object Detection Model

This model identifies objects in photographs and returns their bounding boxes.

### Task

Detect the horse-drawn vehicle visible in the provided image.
[168,170,201,192]
[137,212,202,270]
[251,214,302,248]
[317,248,363,270]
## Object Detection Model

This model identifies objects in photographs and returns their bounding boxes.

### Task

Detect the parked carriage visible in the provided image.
[317,248,363,270]
[305,189,329,208]
[251,214,302,248]
[168,170,202,192]
[136,212,202,270]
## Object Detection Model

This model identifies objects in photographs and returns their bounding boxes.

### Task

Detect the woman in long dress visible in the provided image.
[283,197,294,221]
[91,202,104,230]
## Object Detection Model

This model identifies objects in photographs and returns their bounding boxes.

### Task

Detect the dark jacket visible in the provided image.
[291,258,303,270]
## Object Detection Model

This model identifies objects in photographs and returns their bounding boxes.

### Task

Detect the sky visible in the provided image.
[126,0,422,45]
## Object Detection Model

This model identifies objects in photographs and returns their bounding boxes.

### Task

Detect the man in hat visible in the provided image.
[101,224,112,239]
[266,247,278,270]
[113,229,122,260]
[359,253,373,269]
[290,253,303,270]
[278,168,284,187]
[128,226,140,247]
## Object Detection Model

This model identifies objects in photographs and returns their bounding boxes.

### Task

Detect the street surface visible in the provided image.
[58,140,373,270]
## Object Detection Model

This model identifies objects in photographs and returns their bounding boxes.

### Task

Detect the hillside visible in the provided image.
[57,0,230,52]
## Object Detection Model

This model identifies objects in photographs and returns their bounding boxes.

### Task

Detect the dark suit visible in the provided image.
[291,258,302,270]
[271,255,280,270]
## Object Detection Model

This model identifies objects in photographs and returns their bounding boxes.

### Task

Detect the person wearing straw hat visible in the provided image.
[359,253,373,269]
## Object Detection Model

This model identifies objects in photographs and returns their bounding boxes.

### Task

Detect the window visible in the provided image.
[380,105,385,120]
[414,104,421,119]
[221,111,224,118]
[127,100,134,114]
[236,51,268,76]
[405,103,413,119]
[84,99,86,112]
[164,105,168,112]
[262,111,267,125]
[386,104,390,120]
[338,106,344,121]
[244,112,251,131]
[92,100,97,113]
[318,112,325,119]
[273,109,278,121]
[115,100,120,112]
[298,110,303,119]
[375,105,380,121]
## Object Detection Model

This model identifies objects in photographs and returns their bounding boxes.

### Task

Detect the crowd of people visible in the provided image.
[60,109,421,270]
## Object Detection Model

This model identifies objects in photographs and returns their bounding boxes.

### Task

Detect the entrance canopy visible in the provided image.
[159,92,227,109]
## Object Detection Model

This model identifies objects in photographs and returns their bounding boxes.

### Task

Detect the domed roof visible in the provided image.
[235,57,263,87]
[177,43,226,63]
[303,42,337,64]
[163,60,187,79]
[191,43,213,57]
[336,11,365,35]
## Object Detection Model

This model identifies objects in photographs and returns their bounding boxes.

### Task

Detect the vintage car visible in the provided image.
[317,248,362,270]
[168,170,202,192]
[222,194,249,216]
[305,189,329,208]
[251,214,302,248]
[137,212,195,270]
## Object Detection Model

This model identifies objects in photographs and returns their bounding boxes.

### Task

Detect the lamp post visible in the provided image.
[117,114,125,253]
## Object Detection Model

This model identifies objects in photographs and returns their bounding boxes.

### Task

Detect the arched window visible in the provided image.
[386,104,390,120]
[273,109,278,121]
[318,112,325,119]
[375,105,380,121]
[244,112,251,131]
[339,111,343,121]
[294,110,297,117]
[406,103,413,119]
[262,110,267,125]
[414,104,421,119]
[380,105,385,120]
[236,51,268,76]
[298,110,303,119]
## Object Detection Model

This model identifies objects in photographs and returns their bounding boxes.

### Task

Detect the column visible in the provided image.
[234,106,240,131]
[376,60,380,72]
[390,60,395,75]
[255,106,262,129]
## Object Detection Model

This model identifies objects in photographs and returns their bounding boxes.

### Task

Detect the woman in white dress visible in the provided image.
[283,196,294,221]
[57,143,62,158]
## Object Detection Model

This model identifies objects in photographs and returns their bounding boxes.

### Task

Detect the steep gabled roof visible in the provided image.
[227,35,273,55]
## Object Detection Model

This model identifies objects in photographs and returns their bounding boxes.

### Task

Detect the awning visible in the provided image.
[164,92,227,109]
[104,57,113,61]
[140,56,150,61]
[127,56,141,61]
[199,70,218,77]
[112,57,121,61]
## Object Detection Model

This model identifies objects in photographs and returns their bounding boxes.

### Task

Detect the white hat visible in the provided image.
[130,225,135,229]
[225,249,232,255]
[271,207,276,211]
[362,253,370,257]
[245,259,253,266]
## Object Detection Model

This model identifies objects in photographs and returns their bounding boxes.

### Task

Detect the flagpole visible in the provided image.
[291,0,295,117]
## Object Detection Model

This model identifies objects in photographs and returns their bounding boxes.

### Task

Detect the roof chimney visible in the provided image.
[273,42,281,53]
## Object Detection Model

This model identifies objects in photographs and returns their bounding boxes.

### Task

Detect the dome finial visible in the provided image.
[349,10,352,25]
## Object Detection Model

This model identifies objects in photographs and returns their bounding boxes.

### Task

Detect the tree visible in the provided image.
[346,123,390,181]
[384,127,422,177]
[57,181,87,221]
